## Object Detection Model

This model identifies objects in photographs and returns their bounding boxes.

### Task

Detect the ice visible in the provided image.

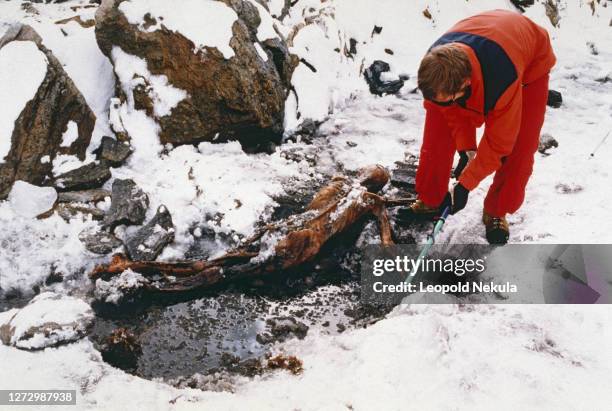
[119,0,238,59]
[0,41,48,162]
[8,181,57,219]
[94,269,149,304]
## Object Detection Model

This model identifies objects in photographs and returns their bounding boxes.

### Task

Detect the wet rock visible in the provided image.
[79,229,123,254]
[103,179,149,230]
[547,89,563,108]
[0,292,93,350]
[58,188,111,203]
[95,0,297,149]
[100,327,142,371]
[364,60,406,96]
[95,136,133,167]
[0,24,96,199]
[125,205,175,261]
[538,133,559,155]
[53,161,111,192]
[56,203,106,221]
[256,316,308,344]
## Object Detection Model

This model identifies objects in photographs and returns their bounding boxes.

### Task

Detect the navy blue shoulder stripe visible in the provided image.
[431,32,517,115]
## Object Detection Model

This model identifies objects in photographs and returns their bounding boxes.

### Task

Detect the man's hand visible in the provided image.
[451,183,469,214]
[453,150,476,179]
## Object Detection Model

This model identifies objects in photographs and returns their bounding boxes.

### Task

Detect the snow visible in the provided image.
[2,292,93,350]
[8,181,57,219]
[119,0,238,59]
[0,40,48,162]
[111,47,188,118]
[254,42,269,61]
[0,200,98,298]
[61,120,79,147]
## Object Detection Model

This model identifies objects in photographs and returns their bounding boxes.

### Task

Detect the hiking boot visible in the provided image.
[395,199,440,223]
[483,212,509,244]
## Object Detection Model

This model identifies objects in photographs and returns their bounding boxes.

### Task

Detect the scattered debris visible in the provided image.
[256,317,309,344]
[79,229,123,255]
[267,354,304,375]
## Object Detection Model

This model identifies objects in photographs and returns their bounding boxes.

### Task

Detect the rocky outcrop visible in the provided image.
[95,0,298,149]
[0,24,96,199]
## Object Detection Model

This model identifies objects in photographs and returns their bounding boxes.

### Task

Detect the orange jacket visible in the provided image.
[424,10,556,190]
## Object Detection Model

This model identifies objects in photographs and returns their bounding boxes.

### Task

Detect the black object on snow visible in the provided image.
[547,89,563,108]
[364,60,407,96]
[125,205,175,261]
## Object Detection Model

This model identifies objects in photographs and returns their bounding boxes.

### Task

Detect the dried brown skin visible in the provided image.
[95,0,297,147]
[0,24,95,199]
[90,165,395,293]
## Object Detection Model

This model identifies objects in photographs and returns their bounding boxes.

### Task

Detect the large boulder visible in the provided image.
[95,0,297,149]
[0,24,96,199]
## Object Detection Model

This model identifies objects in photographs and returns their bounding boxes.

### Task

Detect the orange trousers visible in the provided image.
[415,74,549,217]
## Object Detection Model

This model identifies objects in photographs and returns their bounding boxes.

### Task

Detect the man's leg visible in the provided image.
[415,107,456,207]
[484,74,549,217]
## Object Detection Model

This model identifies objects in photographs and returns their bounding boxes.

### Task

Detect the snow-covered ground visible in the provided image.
[1,0,611,409]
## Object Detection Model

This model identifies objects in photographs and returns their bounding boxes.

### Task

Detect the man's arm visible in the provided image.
[458,84,522,190]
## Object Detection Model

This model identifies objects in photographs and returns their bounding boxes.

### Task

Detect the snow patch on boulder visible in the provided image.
[0,41,48,162]
[118,0,238,59]
[111,46,188,118]
[8,181,57,218]
[0,292,93,350]
[60,121,79,148]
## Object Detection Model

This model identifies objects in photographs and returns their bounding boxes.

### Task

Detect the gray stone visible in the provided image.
[53,161,111,192]
[103,179,149,230]
[79,229,123,255]
[96,136,133,166]
[125,205,175,261]
[56,203,106,221]
[58,188,111,203]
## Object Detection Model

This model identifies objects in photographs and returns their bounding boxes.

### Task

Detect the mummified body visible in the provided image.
[90,165,394,293]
